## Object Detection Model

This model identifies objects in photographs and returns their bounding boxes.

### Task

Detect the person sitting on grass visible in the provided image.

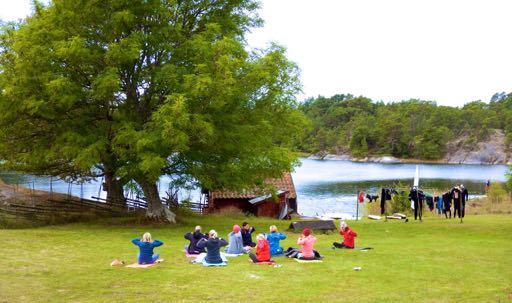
[225,224,245,255]
[131,232,163,264]
[184,225,207,255]
[266,225,287,256]
[333,221,357,249]
[297,228,317,260]
[196,230,228,264]
[249,234,273,263]
[241,221,256,248]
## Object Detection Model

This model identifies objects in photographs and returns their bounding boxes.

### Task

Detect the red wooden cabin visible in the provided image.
[205,172,297,219]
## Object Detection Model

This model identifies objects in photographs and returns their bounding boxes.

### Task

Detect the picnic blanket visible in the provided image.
[253,261,276,265]
[294,259,323,263]
[192,253,228,264]
[202,260,227,267]
[184,249,200,258]
[224,253,243,257]
[125,259,164,268]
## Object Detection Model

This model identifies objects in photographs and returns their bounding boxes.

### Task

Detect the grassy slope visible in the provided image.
[1,214,511,303]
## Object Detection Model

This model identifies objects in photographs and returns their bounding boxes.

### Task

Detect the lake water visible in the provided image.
[0,158,508,218]
[291,158,508,217]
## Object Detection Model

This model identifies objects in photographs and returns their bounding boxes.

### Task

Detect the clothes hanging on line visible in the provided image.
[434,196,443,214]
[451,187,462,218]
[380,188,397,215]
[442,192,452,218]
[408,188,425,220]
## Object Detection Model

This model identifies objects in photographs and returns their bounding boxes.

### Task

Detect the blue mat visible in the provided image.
[202,260,227,267]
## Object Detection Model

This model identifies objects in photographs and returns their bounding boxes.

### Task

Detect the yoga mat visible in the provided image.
[125,260,163,268]
[202,261,227,267]
[294,259,323,263]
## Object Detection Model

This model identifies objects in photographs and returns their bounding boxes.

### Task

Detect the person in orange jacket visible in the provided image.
[249,234,273,263]
[333,221,357,249]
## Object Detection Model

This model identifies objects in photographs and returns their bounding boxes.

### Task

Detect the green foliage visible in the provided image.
[298,94,511,160]
[506,166,512,192]
[389,190,412,214]
[488,183,508,203]
[0,0,305,208]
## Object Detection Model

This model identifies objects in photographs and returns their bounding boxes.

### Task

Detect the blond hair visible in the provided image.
[142,232,152,243]
[256,234,266,241]
[269,225,278,232]
[209,229,218,238]
[195,225,201,232]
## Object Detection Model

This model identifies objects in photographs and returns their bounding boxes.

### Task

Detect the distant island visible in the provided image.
[295,93,512,165]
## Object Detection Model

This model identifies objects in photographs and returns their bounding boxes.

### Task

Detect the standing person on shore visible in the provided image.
[333,221,357,249]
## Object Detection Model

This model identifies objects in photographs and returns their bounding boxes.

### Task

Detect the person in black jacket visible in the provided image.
[241,222,256,247]
[184,225,207,254]
[196,230,228,264]
[460,184,469,218]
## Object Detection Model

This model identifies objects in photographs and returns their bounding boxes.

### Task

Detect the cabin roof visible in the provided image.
[209,172,297,200]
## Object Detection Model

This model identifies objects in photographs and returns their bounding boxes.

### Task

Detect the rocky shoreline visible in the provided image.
[307,153,511,165]
[308,129,511,165]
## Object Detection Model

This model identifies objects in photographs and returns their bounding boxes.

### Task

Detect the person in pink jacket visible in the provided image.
[297,228,317,260]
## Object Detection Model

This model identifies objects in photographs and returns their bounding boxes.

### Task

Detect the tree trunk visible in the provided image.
[137,179,176,223]
[104,172,126,209]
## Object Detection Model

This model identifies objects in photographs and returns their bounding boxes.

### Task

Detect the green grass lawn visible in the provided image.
[1,214,511,303]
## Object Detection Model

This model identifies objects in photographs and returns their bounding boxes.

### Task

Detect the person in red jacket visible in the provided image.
[333,221,357,249]
[249,234,273,263]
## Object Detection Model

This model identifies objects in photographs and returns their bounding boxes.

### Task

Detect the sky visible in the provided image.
[1,0,511,106]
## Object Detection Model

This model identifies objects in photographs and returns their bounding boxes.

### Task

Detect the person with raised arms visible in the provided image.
[297,228,317,260]
[131,232,163,264]
[184,225,207,255]
[196,230,228,265]
[333,221,357,249]
[266,225,287,256]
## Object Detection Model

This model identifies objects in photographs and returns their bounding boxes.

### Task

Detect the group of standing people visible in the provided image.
[130,221,359,266]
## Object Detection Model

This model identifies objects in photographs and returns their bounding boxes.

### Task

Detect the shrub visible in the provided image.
[488,183,508,203]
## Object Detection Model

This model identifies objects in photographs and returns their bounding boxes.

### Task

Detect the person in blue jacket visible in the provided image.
[131,232,163,264]
[266,225,286,255]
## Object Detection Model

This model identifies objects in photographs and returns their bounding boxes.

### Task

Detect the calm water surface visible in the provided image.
[291,158,508,217]
[0,158,508,217]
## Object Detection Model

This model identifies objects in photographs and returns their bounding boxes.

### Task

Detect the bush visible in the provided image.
[488,183,508,203]
[506,166,512,192]
[389,190,412,214]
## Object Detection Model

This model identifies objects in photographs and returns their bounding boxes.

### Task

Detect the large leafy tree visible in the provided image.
[0,0,302,222]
